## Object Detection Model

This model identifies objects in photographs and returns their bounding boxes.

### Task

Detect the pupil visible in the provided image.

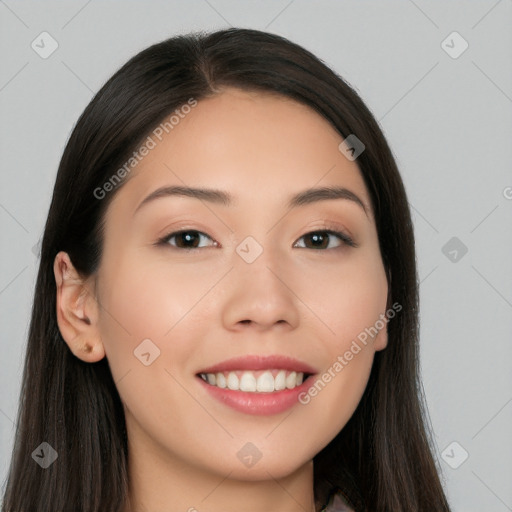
[309,233,326,248]
[180,231,198,247]
[175,232,330,249]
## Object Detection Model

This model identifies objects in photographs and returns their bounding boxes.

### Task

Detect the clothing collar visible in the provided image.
[321,488,356,512]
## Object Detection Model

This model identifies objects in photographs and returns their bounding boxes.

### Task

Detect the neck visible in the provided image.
[123,456,315,512]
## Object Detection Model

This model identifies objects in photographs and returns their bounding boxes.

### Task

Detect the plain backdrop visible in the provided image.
[1,1,511,510]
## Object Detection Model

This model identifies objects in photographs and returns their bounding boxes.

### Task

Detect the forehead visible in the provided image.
[106,88,372,218]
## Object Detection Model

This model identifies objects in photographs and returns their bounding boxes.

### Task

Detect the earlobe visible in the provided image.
[374,328,388,352]
[372,284,390,353]
[373,301,389,352]
[53,251,105,363]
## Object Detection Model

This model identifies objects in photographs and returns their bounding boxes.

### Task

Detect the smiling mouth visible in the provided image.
[197,369,313,393]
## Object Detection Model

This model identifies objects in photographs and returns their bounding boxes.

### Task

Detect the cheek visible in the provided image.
[308,353,374,450]
[94,255,212,446]
[296,251,388,349]
[96,252,209,382]
[101,247,215,327]
[292,254,387,443]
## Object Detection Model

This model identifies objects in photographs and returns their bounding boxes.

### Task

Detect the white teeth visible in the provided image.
[285,371,297,389]
[216,372,226,388]
[274,370,286,391]
[256,371,274,392]
[200,369,307,393]
[227,372,239,390]
[239,372,257,392]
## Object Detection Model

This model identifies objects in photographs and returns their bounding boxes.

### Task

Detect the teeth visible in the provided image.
[285,371,297,389]
[274,370,286,391]
[239,372,257,392]
[256,371,274,392]
[199,369,307,393]
[216,372,226,388]
[227,372,239,390]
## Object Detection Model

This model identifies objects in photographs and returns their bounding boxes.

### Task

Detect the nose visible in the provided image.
[221,249,301,333]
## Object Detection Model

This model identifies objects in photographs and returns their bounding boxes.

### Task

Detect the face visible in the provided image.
[78,88,388,481]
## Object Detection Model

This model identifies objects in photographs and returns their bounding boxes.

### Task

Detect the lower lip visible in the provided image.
[196,375,314,416]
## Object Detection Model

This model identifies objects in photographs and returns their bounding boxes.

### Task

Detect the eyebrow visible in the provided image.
[133,185,369,216]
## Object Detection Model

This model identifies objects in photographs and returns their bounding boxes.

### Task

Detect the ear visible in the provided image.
[53,251,105,362]
[373,322,388,352]
[374,276,392,352]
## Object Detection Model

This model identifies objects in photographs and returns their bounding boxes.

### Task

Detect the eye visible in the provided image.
[293,229,356,250]
[155,227,356,251]
[157,230,218,250]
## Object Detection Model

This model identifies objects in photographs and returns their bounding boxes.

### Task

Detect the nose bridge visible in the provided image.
[221,233,300,330]
[234,231,287,286]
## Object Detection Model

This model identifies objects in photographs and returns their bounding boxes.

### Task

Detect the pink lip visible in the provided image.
[197,375,315,416]
[195,354,318,416]
[196,354,318,375]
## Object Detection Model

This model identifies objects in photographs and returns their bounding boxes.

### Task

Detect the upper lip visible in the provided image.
[197,355,318,375]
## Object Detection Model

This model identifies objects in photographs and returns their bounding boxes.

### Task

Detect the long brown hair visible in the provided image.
[2,28,451,511]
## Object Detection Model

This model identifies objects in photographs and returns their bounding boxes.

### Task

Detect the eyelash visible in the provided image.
[155,225,357,251]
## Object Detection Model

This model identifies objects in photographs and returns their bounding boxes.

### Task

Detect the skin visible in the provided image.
[54,88,388,512]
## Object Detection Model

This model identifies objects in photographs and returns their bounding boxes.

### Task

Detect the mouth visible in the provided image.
[197,369,313,392]
[195,355,317,415]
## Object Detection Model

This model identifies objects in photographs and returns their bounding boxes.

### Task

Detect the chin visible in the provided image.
[226,454,313,482]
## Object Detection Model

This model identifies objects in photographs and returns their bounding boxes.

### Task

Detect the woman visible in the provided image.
[1,28,451,511]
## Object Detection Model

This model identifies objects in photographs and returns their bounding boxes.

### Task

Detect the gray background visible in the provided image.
[1,1,511,510]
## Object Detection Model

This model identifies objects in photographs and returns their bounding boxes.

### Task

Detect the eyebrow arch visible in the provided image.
[288,186,368,215]
[133,185,368,216]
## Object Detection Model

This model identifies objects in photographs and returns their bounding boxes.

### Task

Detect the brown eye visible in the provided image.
[293,230,355,250]
[160,230,217,249]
